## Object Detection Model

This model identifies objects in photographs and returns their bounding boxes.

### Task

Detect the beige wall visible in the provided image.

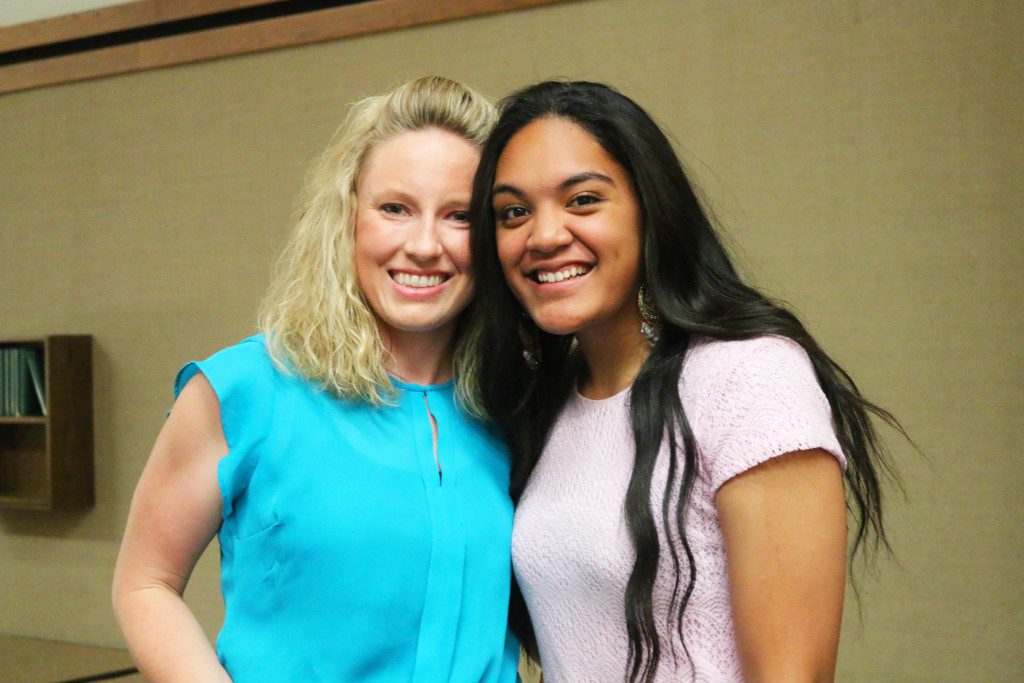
[1,0,1020,679]
[0,0,134,27]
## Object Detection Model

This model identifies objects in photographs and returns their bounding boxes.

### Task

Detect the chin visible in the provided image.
[378,309,462,337]
[393,318,458,334]
[531,313,584,337]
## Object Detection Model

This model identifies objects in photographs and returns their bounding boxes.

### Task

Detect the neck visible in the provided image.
[575,306,651,400]
[381,323,457,387]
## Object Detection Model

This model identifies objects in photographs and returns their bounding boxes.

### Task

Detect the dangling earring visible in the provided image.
[638,286,661,345]
[518,315,541,369]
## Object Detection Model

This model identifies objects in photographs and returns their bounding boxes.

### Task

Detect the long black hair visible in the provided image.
[468,81,902,682]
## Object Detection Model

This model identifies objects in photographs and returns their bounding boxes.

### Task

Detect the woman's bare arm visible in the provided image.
[112,373,232,682]
[717,448,847,683]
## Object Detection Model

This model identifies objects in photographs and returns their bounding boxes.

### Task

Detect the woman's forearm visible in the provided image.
[114,581,231,683]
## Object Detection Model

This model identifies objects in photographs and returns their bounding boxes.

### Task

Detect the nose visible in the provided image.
[526,206,573,254]
[404,216,443,261]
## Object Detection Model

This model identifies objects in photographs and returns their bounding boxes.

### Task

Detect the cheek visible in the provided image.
[352,223,374,277]
[495,232,523,277]
[610,211,643,278]
[354,215,393,263]
[445,230,472,272]
[352,219,391,297]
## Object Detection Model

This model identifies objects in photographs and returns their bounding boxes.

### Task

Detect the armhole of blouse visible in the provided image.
[171,338,277,522]
[173,360,234,520]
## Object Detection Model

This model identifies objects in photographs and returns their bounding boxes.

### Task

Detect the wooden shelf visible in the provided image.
[0,336,94,511]
[0,416,47,425]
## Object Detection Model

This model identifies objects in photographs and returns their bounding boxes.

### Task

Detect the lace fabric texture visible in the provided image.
[512,336,845,682]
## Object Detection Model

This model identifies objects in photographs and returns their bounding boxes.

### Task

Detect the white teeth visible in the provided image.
[536,266,589,283]
[394,273,444,288]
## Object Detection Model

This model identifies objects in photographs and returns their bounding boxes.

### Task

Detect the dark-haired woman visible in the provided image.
[469,81,898,682]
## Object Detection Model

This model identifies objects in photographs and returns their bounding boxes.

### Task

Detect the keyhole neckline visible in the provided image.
[388,376,456,392]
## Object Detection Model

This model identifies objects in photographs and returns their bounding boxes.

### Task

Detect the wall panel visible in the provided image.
[0,1,1020,679]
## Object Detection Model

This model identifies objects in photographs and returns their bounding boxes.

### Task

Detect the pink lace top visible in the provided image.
[512,337,845,682]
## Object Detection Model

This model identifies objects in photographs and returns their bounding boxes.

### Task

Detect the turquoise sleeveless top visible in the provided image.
[174,336,520,682]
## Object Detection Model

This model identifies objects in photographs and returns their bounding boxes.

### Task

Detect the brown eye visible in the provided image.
[568,193,601,208]
[498,205,529,224]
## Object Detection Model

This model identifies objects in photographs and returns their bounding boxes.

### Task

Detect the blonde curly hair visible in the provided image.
[258,76,496,414]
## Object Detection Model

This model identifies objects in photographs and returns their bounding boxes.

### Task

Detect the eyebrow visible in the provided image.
[367,188,470,204]
[492,171,616,199]
[366,188,417,204]
[558,171,615,191]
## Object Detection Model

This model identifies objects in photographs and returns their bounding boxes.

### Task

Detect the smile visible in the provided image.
[533,265,590,283]
[391,271,449,288]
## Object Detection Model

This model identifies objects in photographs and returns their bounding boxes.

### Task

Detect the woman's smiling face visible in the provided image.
[492,117,643,341]
[354,127,480,342]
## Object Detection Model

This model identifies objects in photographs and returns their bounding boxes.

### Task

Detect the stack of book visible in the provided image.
[0,347,47,417]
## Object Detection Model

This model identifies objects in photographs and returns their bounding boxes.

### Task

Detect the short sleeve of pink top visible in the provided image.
[512,336,845,682]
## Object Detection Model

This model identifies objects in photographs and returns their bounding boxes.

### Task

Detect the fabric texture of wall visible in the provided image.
[0,1,1020,680]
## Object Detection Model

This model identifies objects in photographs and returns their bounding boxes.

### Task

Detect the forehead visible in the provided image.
[494,117,623,186]
[360,128,480,189]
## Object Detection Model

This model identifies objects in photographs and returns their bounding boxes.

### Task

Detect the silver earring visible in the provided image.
[638,286,661,345]
[518,316,541,369]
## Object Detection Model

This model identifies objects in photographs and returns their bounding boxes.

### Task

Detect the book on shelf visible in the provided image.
[1,347,12,416]
[0,346,46,417]
[26,348,46,416]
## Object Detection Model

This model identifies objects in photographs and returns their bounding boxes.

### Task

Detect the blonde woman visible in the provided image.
[113,77,519,682]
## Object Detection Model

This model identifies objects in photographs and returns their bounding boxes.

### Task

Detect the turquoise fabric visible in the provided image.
[173,336,519,682]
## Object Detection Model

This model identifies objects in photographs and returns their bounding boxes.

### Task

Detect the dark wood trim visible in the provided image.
[0,0,573,95]
[0,0,279,53]
[46,335,95,511]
